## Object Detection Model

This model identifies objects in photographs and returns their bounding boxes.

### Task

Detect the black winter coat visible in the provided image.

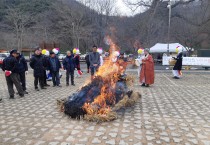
[62,55,76,71]
[17,54,28,73]
[48,57,61,72]
[173,52,183,70]
[2,55,18,73]
[30,54,46,77]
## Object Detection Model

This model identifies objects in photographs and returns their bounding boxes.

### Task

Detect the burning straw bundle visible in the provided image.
[57,40,141,122]
[57,74,141,122]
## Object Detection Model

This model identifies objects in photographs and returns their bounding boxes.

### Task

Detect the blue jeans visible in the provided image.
[90,66,99,76]
[51,71,60,86]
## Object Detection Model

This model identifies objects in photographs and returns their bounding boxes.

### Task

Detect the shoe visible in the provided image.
[19,94,24,98]
[57,85,62,87]
[145,84,149,87]
[66,84,69,86]
[41,87,47,89]
[35,88,39,91]
[71,84,75,86]
[9,95,14,99]
[141,83,145,86]
[24,91,28,94]
[53,85,56,87]
[174,76,180,79]
[44,84,50,87]
[0,98,2,102]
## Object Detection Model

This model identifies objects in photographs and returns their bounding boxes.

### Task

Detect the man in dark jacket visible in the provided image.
[43,54,50,87]
[63,51,75,86]
[2,49,24,99]
[85,52,90,73]
[17,52,28,94]
[89,45,100,80]
[30,48,47,91]
[48,51,62,87]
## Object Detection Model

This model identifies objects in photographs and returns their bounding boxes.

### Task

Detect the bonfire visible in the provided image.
[57,39,141,122]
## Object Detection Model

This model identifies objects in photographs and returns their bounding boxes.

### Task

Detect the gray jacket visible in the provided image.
[89,52,100,66]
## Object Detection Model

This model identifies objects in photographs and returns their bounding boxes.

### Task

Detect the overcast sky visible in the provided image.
[77,0,142,16]
[116,0,141,16]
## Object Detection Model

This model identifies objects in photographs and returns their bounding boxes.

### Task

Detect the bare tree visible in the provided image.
[5,6,34,51]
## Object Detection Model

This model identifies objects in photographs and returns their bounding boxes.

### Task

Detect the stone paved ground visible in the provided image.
[0,70,210,145]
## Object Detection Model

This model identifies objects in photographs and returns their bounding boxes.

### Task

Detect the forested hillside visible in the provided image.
[0,0,209,53]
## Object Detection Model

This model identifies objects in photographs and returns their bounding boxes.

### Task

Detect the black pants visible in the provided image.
[43,70,47,85]
[87,63,90,71]
[51,71,60,86]
[66,70,74,85]
[19,72,26,91]
[34,76,44,89]
[6,73,24,96]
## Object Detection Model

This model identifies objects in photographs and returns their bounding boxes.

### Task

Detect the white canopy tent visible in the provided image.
[149,43,187,53]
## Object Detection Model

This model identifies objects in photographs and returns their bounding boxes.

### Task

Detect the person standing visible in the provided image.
[48,51,62,87]
[140,48,154,87]
[85,52,90,73]
[30,48,47,91]
[74,51,82,77]
[117,52,128,75]
[43,53,50,87]
[63,51,76,86]
[16,52,28,94]
[89,45,100,81]
[1,49,24,98]
[136,50,145,84]
[172,51,183,79]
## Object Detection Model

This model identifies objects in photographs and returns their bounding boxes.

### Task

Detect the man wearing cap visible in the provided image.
[30,48,47,91]
[48,51,62,87]
[16,52,28,94]
[89,45,100,81]
[1,49,24,99]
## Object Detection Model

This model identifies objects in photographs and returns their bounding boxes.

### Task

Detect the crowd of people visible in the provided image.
[0,44,182,102]
[0,45,101,101]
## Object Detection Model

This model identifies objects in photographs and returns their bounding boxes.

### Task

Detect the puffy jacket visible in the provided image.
[2,55,18,73]
[48,56,61,72]
[17,54,28,73]
[30,54,46,77]
[62,55,76,71]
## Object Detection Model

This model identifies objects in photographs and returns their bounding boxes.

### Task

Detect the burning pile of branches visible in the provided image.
[57,37,141,122]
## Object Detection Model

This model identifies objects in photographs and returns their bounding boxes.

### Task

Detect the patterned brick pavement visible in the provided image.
[0,70,210,145]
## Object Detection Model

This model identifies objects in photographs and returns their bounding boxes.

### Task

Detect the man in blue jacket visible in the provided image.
[2,49,24,99]
[62,51,75,86]
[17,52,28,94]
[48,51,62,87]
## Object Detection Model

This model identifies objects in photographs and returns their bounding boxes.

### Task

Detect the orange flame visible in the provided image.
[82,36,127,116]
